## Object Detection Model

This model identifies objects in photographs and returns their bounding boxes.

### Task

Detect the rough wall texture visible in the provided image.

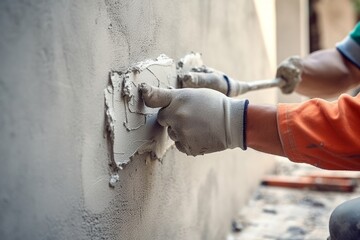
[0,0,275,239]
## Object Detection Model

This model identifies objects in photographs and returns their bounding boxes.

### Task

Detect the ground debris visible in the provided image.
[227,158,360,240]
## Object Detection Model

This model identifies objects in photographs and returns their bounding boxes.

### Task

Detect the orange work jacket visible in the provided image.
[277,93,360,170]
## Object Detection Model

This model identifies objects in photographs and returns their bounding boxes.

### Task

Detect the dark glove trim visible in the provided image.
[223,75,231,96]
[242,100,249,150]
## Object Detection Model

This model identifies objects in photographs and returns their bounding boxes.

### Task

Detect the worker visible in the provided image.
[140,23,360,239]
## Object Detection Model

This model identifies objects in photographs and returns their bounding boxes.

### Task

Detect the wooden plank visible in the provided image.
[261,175,357,192]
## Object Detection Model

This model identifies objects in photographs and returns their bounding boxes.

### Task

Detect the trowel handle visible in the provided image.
[238,78,286,95]
[245,77,286,92]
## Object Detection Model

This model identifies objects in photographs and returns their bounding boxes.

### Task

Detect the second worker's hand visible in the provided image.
[276,56,304,94]
[139,83,249,156]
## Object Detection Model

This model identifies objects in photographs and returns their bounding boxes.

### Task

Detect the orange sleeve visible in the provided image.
[277,94,360,170]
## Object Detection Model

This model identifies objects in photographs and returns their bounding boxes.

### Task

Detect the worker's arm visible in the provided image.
[140,83,284,157]
[140,82,286,157]
[293,49,360,98]
[248,93,360,171]
[284,23,360,98]
[140,84,360,170]
[246,105,285,156]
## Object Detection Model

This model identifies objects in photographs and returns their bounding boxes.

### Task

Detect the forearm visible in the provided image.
[246,104,285,157]
[296,49,360,98]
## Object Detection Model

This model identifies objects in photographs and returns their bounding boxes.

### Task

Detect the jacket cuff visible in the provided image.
[336,36,360,69]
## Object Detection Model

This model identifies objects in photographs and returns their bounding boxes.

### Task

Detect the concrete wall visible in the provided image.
[0,1,276,239]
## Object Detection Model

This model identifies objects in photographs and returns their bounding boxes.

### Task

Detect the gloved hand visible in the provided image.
[179,67,248,97]
[276,56,304,94]
[139,83,249,156]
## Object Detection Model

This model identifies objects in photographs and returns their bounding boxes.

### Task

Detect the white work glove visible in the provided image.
[139,83,249,156]
[178,67,248,97]
[276,56,304,94]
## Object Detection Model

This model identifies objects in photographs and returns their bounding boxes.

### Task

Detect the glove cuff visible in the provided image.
[224,98,249,150]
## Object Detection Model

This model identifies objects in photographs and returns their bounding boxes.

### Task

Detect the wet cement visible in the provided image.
[104,55,177,174]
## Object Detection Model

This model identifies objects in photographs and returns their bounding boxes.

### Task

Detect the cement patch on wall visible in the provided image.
[104,55,176,169]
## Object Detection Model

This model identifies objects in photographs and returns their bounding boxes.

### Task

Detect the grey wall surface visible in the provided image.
[276,0,308,104]
[0,0,275,239]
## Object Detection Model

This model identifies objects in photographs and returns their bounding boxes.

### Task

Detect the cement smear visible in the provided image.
[104,55,177,179]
